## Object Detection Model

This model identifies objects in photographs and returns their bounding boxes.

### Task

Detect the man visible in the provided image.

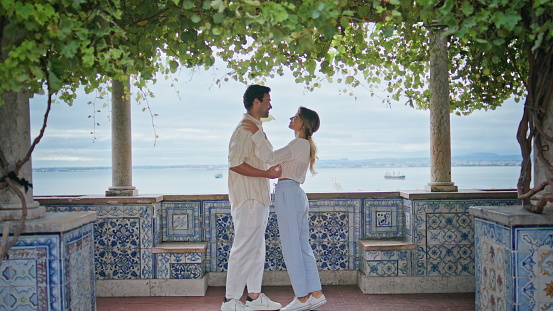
[222,85,283,311]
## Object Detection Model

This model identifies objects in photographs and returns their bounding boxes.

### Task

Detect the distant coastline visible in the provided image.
[33,152,522,172]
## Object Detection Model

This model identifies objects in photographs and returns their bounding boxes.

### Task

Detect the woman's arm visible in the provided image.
[230,162,282,179]
[241,119,298,165]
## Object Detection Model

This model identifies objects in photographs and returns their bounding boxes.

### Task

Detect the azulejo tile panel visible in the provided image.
[153,251,207,279]
[513,226,553,308]
[405,198,521,278]
[364,199,404,239]
[0,235,61,311]
[359,249,415,277]
[47,202,160,282]
[162,201,202,241]
[474,217,553,311]
[0,223,95,311]
[65,223,96,310]
[205,198,358,272]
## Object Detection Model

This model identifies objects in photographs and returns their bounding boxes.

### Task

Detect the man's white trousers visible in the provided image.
[225,200,269,299]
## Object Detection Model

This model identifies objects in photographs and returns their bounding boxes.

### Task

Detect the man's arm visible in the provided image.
[230,162,282,179]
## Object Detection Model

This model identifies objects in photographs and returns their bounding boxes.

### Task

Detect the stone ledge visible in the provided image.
[357,273,475,294]
[400,189,518,200]
[35,194,164,205]
[152,241,208,254]
[96,278,208,297]
[207,270,358,287]
[0,211,96,233]
[469,205,553,226]
[358,239,416,251]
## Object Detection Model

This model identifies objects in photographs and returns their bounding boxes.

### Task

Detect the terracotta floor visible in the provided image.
[96,285,475,311]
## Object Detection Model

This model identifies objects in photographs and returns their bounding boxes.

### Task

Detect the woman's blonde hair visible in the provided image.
[297,107,320,175]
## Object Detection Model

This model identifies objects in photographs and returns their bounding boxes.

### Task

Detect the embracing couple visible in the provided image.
[222,85,326,311]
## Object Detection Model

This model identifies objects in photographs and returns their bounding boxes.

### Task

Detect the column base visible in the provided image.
[0,204,45,221]
[425,182,458,192]
[106,186,138,197]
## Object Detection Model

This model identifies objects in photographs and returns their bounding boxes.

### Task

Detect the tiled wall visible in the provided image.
[359,198,520,278]
[201,198,362,273]
[0,222,95,311]
[48,203,163,280]
[40,194,520,286]
[475,218,553,310]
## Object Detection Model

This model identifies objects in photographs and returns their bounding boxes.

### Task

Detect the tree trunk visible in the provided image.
[532,96,553,209]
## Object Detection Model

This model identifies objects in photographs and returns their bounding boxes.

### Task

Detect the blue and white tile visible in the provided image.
[515,277,537,305]
[141,248,153,279]
[415,261,427,276]
[516,251,537,277]
[427,261,444,276]
[381,261,397,276]
[156,254,171,279]
[185,253,204,264]
[458,259,475,275]
[363,250,381,261]
[442,261,458,276]
[364,261,381,276]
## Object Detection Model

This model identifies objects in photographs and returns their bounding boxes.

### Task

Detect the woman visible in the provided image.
[243,106,326,311]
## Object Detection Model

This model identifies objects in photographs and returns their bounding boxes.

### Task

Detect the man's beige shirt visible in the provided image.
[228,113,272,210]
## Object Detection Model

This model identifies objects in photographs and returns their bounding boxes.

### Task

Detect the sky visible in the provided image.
[28,65,524,168]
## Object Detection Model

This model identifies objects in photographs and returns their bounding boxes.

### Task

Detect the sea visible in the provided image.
[31,165,520,196]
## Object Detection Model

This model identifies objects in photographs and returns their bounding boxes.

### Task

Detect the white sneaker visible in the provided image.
[222,298,254,311]
[279,297,311,311]
[245,293,282,310]
[307,294,327,310]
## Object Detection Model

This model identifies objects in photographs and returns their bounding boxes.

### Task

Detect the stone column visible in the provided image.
[426,27,458,192]
[106,78,138,196]
[0,90,45,220]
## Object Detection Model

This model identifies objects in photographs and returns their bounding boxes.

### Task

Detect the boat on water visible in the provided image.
[215,173,223,179]
[384,171,406,180]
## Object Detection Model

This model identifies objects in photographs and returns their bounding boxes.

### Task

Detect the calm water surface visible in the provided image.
[32,166,519,196]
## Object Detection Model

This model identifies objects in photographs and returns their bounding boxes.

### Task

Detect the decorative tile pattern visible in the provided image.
[47,202,160,282]
[360,249,414,277]
[66,223,96,311]
[205,198,360,272]
[364,199,404,239]
[162,201,202,241]
[40,195,522,303]
[406,198,519,277]
[0,223,95,311]
[474,216,553,311]
[153,250,207,279]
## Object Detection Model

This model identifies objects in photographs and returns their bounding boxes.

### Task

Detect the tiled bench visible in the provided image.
[152,241,208,279]
[97,242,208,297]
[358,239,416,278]
[357,239,473,294]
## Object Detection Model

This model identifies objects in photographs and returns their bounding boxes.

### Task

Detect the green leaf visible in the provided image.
[340,16,350,29]
[15,1,33,19]
[460,1,474,16]
[48,67,64,92]
[183,1,194,9]
[61,40,79,58]
[213,12,225,24]
[211,0,225,13]
[191,14,202,23]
